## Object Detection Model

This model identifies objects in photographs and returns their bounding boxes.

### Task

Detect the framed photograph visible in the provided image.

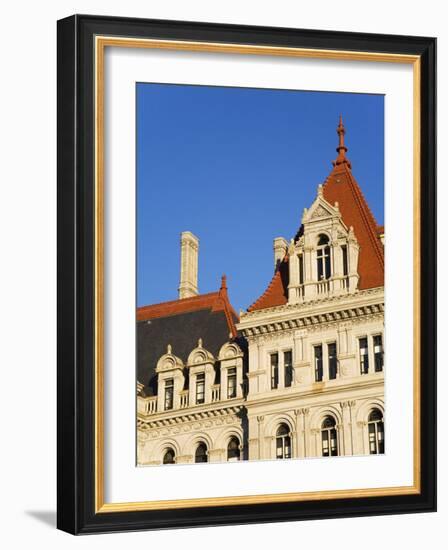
[57,14,436,534]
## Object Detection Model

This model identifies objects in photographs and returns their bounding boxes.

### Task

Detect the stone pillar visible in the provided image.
[340,401,354,456]
[295,408,309,458]
[348,227,360,292]
[323,343,329,381]
[178,231,199,299]
[208,448,225,463]
[332,242,343,293]
[257,415,265,459]
[311,428,320,457]
[273,237,288,268]
[257,342,268,393]
[356,420,368,455]
[247,415,260,459]
[278,350,285,388]
[247,339,259,395]
[367,334,375,375]
[176,454,194,464]
[338,322,357,378]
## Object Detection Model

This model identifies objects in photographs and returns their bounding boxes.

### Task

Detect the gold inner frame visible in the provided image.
[94,36,421,513]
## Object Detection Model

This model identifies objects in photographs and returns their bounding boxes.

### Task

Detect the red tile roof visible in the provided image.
[247,255,289,311]
[323,162,384,290]
[248,118,384,312]
[137,276,239,337]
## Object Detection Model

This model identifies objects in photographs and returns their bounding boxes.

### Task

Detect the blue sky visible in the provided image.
[137,83,384,312]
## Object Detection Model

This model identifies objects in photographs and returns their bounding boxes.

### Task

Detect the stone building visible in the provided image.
[137,118,385,465]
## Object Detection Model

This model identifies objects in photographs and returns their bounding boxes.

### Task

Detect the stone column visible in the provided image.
[340,401,353,456]
[278,350,285,389]
[348,400,357,455]
[356,421,368,455]
[247,415,260,460]
[322,343,329,381]
[176,454,194,464]
[257,342,268,393]
[208,448,225,463]
[302,408,310,457]
[264,435,275,460]
[294,410,302,458]
[310,428,320,457]
[257,415,265,459]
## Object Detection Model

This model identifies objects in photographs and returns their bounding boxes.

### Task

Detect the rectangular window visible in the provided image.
[270,353,279,389]
[314,345,323,382]
[317,254,323,280]
[284,351,293,387]
[328,342,337,380]
[373,335,384,372]
[227,367,237,398]
[341,245,348,276]
[359,337,369,374]
[298,254,304,285]
[195,373,205,404]
[164,378,174,410]
[317,247,331,280]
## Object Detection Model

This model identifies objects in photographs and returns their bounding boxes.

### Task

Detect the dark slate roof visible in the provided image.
[137,308,237,396]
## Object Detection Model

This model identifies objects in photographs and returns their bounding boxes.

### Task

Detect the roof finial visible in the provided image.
[220,274,227,291]
[333,115,351,168]
[167,344,172,354]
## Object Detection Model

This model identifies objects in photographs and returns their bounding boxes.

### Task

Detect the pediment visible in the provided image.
[302,189,340,224]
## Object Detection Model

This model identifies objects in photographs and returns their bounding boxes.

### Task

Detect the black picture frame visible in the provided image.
[57,14,436,534]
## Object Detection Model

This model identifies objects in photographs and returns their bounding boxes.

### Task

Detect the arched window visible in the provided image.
[195,442,208,463]
[227,437,241,462]
[276,424,292,459]
[321,416,338,456]
[317,234,331,280]
[162,447,176,464]
[368,409,385,454]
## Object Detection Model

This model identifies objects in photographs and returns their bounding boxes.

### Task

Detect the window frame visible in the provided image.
[162,447,176,464]
[275,424,292,459]
[194,442,208,463]
[359,336,369,375]
[164,378,174,411]
[227,367,237,399]
[314,344,323,382]
[368,408,385,454]
[227,436,241,462]
[321,416,338,457]
[270,352,279,389]
[328,342,337,380]
[317,234,332,280]
[373,334,384,372]
[195,372,205,404]
[284,350,293,387]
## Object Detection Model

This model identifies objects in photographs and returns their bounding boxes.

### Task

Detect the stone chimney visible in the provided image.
[178,231,199,299]
[273,237,288,268]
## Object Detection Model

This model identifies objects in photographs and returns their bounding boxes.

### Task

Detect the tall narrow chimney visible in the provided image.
[178,231,199,299]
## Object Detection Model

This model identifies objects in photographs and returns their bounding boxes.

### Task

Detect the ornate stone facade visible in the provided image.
[137,119,385,466]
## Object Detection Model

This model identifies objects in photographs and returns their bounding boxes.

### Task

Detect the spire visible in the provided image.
[218,274,228,300]
[333,115,351,168]
[220,274,227,293]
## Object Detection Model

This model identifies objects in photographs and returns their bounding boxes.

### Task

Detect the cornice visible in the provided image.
[245,374,384,408]
[238,287,384,338]
[137,399,245,429]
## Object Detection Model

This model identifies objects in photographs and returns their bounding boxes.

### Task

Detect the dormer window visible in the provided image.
[317,234,331,280]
